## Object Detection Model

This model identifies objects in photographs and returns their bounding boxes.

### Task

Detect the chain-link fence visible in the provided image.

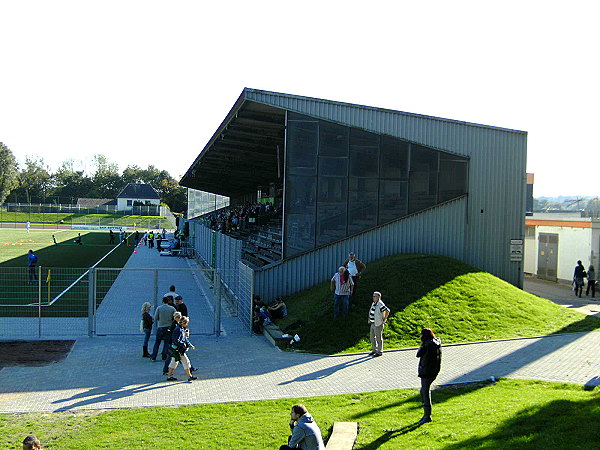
[0,203,176,230]
[0,266,237,338]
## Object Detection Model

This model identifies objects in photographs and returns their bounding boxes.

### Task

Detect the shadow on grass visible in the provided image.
[362,422,423,449]
[443,396,600,449]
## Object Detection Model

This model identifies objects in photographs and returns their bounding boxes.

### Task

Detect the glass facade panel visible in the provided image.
[380,137,409,180]
[379,179,408,224]
[319,121,349,157]
[438,153,468,202]
[286,121,318,176]
[284,115,469,258]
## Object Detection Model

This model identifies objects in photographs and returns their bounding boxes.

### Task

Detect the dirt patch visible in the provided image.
[0,340,75,368]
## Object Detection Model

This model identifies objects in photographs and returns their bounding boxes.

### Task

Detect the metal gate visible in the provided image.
[537,233,559,280]
[92,268,221,336]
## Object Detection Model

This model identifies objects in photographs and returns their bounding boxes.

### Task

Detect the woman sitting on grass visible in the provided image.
[166,316,197,382]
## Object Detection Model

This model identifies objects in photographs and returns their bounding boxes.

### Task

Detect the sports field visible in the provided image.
[0,229,134,317]
[0,211,171,229]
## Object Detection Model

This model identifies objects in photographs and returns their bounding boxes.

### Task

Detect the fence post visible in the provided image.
[88,268,95,337]
[249,268,254,336]
[38,265,42,338]
[153,269,159,317]
[214,269,221,336]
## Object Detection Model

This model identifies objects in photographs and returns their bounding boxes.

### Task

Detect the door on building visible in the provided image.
[537,233,559,280]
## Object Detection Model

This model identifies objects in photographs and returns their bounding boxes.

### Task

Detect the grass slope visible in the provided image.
[275,254,600,354]
[0,380,597,449]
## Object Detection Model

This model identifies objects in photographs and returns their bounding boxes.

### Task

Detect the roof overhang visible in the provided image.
[180,90,285,197]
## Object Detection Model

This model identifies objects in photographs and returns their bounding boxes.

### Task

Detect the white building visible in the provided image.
[524,213,600,281]
[116,183,160,212]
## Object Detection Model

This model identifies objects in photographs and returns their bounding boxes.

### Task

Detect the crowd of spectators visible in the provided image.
[204,202,281,234]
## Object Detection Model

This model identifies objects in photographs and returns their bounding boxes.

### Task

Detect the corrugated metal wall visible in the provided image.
[246,90,527,287]
[254,197,467,301]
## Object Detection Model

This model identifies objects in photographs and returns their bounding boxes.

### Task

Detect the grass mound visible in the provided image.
[275,254,600,354]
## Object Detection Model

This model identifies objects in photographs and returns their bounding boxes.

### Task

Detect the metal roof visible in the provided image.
[180,88,526,197]
[117,183,160,199]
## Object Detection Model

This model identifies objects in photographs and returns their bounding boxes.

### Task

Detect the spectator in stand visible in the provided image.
[330,266,354,318]
[166,316,197,382]
[22,435,42,450]
[150,296,176,362]
[416,327,442,424]
[141,302,153,358]
[174,295,188,317]
[343,252,366,301]
[279,404,325,450]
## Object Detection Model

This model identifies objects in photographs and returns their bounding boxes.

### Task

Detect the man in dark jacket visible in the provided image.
[280,404,325,450]
[416,328,442,424]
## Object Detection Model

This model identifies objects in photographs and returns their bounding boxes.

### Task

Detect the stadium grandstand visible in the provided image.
[180,88,527,301]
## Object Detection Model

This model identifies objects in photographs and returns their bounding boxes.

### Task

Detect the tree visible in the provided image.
[11,156,52,203]
[51,159,94,203]
[90,154,123,198]
[0,142,19,204]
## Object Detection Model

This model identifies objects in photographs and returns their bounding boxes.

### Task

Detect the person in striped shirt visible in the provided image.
[368,291,390,356]
[330,266,354,318]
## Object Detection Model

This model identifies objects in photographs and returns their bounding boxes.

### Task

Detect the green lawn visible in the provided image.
[0,229,134,316]
[0,379,597,449]
[275,254,600,354]
[0,211,171,229]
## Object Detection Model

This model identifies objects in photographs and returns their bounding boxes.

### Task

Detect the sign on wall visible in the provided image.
[510,238,524,262]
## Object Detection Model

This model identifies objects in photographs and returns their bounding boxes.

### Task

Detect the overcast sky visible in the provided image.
[0,1,598,197]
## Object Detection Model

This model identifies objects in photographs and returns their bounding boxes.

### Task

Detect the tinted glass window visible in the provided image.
[438,153,468,202]
[319,157,348,177]
[379,179,408,224]
[350,129,379,178]
[319,121,349,157]
[285,213,315,257]
[409,171,438,213]
[287,121,318,176]
[380,137,409,180]
[348,177,378,234]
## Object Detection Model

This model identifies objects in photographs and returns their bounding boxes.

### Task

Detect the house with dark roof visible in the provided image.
[116,183,160,211]
[76,198,117,208]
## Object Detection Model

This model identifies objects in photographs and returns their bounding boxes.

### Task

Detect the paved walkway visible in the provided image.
[0,330,598,413]
[0,264,598,413]
[524,276,600,317]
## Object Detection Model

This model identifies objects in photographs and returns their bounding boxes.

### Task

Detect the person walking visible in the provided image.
[143,230,148,246]
[109,230,115,244]
[330,266,354,318]
[416,328,442,424]
[279,404,325,450]
[586,265,596,298]
[141,302,153,358]
[163,311,182,375]
[27,249,38,284]
[368,291,389,357]
[573,260,586,298]
[134,230,140,247]
[150,296,176,362]
[343,252,366,299]
[165,316,197,382]
[156,233,163,251]
[25,221,30,233]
